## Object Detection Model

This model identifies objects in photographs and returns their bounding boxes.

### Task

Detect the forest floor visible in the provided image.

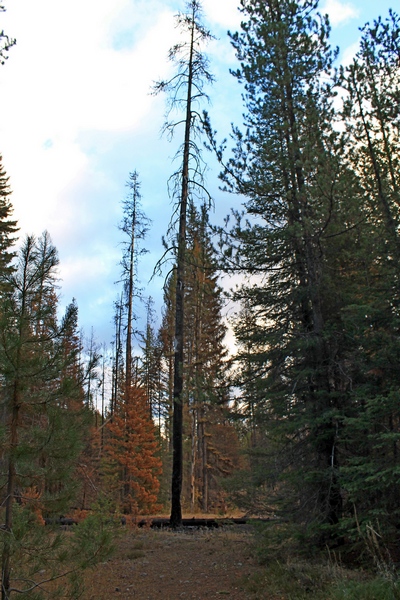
[80,517,395,600]
[81,519,266,600]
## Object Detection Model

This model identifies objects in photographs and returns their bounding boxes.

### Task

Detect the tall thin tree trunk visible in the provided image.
[111,294,123,418]
[2,259,27,599]
[125,194,136,402]
[2,397,19,600]
[101,351,105,451]
[190,407,197,512]
[170,8,195,529]
[201,417,208,514]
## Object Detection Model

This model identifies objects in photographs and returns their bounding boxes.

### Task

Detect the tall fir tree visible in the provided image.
[119,171,150,398]
[336,11,400,537]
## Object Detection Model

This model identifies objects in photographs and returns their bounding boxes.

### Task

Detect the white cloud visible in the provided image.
[0,0,178,239]
[0,0,183,342]
[321,0,360,26]
[341,40,360,65]
[1,1,176,136]
[202,0,241,29]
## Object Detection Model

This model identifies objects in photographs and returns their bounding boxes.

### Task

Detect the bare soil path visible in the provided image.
[82,525,264,599]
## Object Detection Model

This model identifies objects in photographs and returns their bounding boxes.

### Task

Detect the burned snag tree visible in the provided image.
[154,0,214,527]
[119,171,150,398]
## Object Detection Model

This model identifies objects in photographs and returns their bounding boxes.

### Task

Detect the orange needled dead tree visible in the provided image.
[103,171,162,515]
[105,387,162,515]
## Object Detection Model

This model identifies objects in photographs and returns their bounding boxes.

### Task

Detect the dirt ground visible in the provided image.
[82,523,264,599]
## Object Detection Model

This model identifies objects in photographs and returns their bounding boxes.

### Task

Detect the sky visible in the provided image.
[0,0,397,350]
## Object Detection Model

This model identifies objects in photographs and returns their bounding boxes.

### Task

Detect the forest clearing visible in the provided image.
[81,518,400,600]
[81,521,259,600]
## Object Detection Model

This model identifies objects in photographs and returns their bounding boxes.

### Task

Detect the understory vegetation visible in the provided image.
[244,519,400,599]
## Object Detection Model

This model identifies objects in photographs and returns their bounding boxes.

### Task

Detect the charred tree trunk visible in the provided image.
[170,6,196,530]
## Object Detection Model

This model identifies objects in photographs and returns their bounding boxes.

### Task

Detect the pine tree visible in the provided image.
[217,0,369,541]
[84,327,100,408]
[158,203,236,513]
[340,10,400,261]
[0,233,111,599]
[59,303,104,513]
[184,202,232,512]
[0,156,18,293]
[102,173,162,515]
[110,293,124,417]
[336,11,400,536]
[139,297,163,424]
[119,171,150,398]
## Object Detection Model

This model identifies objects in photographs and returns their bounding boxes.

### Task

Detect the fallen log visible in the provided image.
[44,517,78,527]
[137,517,219,528]
[44,516,271,529]
[137,517,270,528]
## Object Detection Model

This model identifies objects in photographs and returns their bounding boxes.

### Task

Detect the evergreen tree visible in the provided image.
[101,173,162,515]
[0,156,18,292]
[217,0,368,541]
[139,297,164,426]
[340,10,400,261]
[336,11,400,537]
[110,293,124,418]
[184,202,232,512]
[0,233,111,599]
[84,327,100,408]
[119,171,150,399]
[158,203,236,513]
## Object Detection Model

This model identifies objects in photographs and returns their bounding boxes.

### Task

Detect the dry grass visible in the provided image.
[82,524,260,599]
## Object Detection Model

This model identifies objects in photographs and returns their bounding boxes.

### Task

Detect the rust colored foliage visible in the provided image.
[105,386,162,515]
[21,486,45,526]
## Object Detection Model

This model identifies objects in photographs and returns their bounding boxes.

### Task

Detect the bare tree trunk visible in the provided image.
[111,295,123,418]
[190,407,197,512]
[2,252,26,599]
[125,191,136,401]
[201,418,208,514]
[2,396,19,600]
[170,7,195,529]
